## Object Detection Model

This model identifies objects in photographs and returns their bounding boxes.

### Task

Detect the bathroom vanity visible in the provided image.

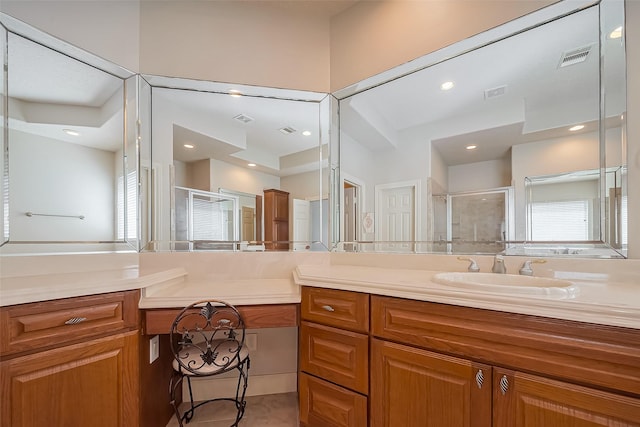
[0,290,140,427]
[296,265,640,427]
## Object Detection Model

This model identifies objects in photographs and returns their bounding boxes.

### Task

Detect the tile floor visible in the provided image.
[166,393,299,427]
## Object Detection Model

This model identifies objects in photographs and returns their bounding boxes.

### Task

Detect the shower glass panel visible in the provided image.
[447,189,510,253]
[174,186,238,249]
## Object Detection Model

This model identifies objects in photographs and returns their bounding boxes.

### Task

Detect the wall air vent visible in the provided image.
[234,114,254,123]
[558,45,592,68]
[279,126,297,135]
[484,85,507,100]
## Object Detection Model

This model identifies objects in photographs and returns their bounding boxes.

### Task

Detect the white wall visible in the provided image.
[9,130,115,241]
[448,158,511,194]
[512,131,600,240]
[210,159,280,196]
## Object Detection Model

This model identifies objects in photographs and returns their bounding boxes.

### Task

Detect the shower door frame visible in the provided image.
[446,187,514,249]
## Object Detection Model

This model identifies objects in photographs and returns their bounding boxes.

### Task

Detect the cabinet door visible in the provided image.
[493,368,640,426]
[1,331,139,427]
[371,338,491,427]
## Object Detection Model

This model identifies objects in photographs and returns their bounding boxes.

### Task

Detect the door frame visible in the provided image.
[341,173,365,243]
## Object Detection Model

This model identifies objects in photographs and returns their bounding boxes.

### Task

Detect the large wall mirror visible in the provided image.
[0,14,139,254]
[141,75,330,252]
[334,0,627,258]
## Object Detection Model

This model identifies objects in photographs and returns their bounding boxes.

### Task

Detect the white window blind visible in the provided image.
[117,171,137,240]
[192,196,226,240]
[531,200,589,240]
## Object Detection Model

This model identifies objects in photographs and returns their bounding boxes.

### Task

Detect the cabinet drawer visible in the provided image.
[0,290,139,357]
[299,372,367,427]
[301,287,369,333]
[300,321,368,394]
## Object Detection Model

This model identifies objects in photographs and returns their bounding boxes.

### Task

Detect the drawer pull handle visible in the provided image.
[475,369,484,389]
[64,317,88,325]
[500,375,509,395]
[321,305,335,312]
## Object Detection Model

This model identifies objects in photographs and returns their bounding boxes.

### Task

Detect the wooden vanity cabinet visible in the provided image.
[371,338,492,427]
[0,291,140,427]
[264,189,289,250]
[493,368,640,426]
[299,287,370,427]
[371,295,640,427]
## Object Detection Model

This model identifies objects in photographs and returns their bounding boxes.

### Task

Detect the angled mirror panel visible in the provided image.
[139,75,153,251]
[145,76,329,252]
[0,14,136,254]
[335,0,626,258]
[1,24,7,245]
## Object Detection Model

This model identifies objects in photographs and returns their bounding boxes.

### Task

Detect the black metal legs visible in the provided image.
[169,356,250,427]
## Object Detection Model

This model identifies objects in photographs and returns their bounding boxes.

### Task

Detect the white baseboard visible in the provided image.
[186,372,298,400]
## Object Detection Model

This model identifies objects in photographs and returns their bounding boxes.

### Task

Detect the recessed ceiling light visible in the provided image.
[569,125,585,132]
[302,130,312,136]
[184,144,194,149]
[609,26,623,39]
[440,81,455,91]
[229,90,242,98]
[63,129,80,136]
[465,145,477,150]
[248,163,256,167]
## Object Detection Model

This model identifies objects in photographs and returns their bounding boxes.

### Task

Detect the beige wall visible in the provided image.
[139,1,331,92]
[329,0,556,91]
[0,0,140,72]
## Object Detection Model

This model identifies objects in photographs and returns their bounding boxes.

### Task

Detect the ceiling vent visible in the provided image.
[234,114,254,124]
[279,126,297,135]
[484,85,507,100]
[559,45,592,68]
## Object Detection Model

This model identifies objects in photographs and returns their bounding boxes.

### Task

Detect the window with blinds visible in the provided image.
[530,199,589,241]
[117,171,137,240]
[192,195,228,240]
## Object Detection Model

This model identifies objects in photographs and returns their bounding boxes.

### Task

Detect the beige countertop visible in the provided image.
[294,264,640,329]
[0,267,187,306]
[2,251,638,330]
[0,267,301,308]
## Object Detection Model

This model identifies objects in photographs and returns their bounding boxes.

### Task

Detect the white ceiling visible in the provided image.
[7,32,126,152]
[153,86,323,176]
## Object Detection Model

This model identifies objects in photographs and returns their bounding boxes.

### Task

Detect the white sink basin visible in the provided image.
[432,272,579,298]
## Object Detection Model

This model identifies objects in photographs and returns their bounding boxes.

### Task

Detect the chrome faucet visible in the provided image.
[519,259,546,276]
[492,255,506,274]
[457,256,480,272]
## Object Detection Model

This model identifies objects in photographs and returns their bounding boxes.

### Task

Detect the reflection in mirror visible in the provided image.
[144,77,329,252]
[0,16,138,254]
[335,0,626,257]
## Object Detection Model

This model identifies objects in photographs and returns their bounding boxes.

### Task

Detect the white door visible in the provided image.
[292,199,311,251]
[376,183,417,252]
